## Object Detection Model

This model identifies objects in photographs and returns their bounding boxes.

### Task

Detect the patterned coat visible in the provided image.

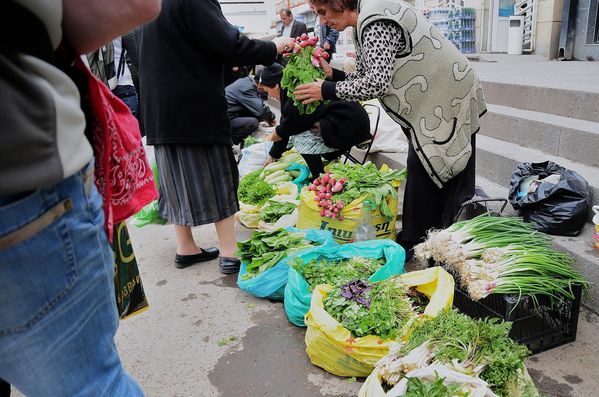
[355,0,487,187]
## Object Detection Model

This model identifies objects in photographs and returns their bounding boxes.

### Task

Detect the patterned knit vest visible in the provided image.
[355,0,487,187]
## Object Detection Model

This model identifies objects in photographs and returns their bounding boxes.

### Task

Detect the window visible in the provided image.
[587,0,599,44]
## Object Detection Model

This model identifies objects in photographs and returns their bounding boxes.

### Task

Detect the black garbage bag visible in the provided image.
[508,161,591,236]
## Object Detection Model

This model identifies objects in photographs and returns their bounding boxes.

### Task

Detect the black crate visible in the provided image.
[452,284,582,354]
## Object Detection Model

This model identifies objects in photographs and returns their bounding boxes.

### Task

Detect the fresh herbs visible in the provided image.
[237,229,316,280]
[291,256,385,292]
[404,375,468,397]
[258,200,296,224]
[323,278,426,340]
[238,169,276,205]
[379,309,531,397]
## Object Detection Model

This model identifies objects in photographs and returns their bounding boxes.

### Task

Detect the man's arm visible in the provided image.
[62,0,161,54]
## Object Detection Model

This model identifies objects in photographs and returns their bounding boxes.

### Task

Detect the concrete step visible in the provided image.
[480,104,599,167]
[480,81,599,123]
[476,135,599,220]
[368,150,599,312]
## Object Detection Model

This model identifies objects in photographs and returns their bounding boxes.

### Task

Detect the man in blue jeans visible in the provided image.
[0,0,160,395]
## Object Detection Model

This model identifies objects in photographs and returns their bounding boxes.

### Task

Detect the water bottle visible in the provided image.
[354,200,376,242]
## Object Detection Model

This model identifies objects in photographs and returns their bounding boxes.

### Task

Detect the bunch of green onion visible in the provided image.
[414,214,590,302]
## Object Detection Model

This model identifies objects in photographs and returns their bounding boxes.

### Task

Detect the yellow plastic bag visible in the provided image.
[304,267,454,377]
[296,165,400,243]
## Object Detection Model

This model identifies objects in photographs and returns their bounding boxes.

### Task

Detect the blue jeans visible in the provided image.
[0,164,143,397]
[113,85,139,120]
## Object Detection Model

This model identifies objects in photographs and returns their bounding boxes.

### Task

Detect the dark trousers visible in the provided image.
[301,150,344,179]
[399,135,476,250]
[230,117,259,145]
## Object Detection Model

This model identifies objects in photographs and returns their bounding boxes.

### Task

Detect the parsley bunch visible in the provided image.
[323,278,425,340]
[291,256,385,292]
[238,169,275,205]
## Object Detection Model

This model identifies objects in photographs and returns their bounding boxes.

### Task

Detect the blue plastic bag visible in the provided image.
[237,227,336,300]
[287,162,311,193]
[284,240,405,326]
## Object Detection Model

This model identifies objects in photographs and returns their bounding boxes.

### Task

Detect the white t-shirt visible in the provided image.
[113,38,135,87]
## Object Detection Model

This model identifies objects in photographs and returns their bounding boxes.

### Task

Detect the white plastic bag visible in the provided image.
[238,141,273,178]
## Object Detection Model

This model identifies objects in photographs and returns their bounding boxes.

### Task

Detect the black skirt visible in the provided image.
[154,144,239,226]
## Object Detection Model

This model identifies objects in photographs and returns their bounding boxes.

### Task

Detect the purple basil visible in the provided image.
[339,280,371,308]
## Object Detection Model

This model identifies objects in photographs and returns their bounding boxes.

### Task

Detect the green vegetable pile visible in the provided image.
[291,256,385,292]
[281,44,327,115]
[237,229,316,280]
[238,169,276,205]
[404,375,468,397]
[324,163,407,219]
[323,278,426,340]
[259,200,296,224]
[243,135,260,148]
[382,309,531,397]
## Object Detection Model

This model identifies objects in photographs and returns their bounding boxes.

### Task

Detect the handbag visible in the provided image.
[74,57,157,240]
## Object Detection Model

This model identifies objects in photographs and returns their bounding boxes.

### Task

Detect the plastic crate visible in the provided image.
[452,283,582,354]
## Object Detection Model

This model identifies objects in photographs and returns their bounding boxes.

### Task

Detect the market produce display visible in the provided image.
[307,163,406,220]
[243,135,260,148]
[284,240,405,327]
[291,256,385,292]
[237,151,310,229]
[258,200,297,224]
[414,214,590,303]
[238,169,276,206]
[323,278,428,340]
[281,34,328,114]
[360,309,537,397]
[236,227,335,300]
[303,268,454,377]
[237,229,317,281]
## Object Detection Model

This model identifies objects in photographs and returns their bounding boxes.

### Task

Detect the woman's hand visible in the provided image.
[318,57,333,79]
[266,131,282,142]
[272,37,296,54]
[294,79,324,105]
[263,156,275,167]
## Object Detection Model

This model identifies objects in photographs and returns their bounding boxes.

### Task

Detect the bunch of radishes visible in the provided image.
[307,173,347,220]
[292,34,329,67]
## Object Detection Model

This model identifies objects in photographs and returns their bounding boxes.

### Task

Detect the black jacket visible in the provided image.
[269,90,371,158]
[139,0,277,145]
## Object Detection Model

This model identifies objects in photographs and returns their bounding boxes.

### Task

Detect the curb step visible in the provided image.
[479,81,599,123]
[480,104,599,167]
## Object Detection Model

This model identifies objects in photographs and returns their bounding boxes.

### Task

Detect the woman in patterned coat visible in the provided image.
[294,0,486,260]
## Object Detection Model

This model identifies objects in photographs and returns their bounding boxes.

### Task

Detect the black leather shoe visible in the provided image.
[174,247,220,269]
[219,257,241,274]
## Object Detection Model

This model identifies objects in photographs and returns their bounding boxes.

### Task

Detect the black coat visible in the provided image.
[139,0,277,145]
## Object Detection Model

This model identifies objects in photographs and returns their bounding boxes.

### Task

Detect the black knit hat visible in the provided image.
[259,63,284,86]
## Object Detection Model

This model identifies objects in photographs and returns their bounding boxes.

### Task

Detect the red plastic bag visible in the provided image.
[74,58,157,239]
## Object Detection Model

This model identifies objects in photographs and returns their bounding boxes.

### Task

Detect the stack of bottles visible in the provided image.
[447,8,476,54]
[426,8,451,37]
